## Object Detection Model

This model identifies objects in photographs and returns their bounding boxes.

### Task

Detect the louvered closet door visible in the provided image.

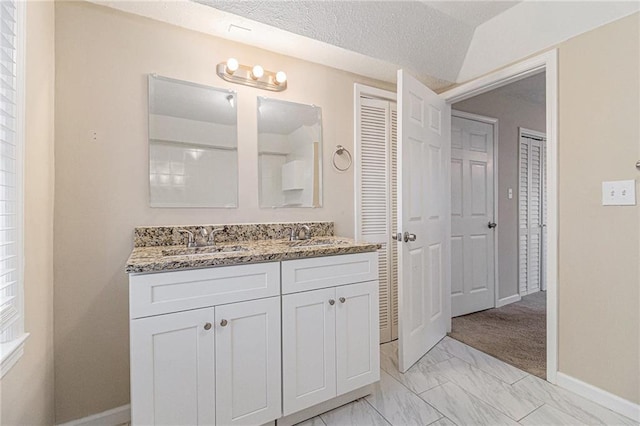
[519,134,545,295]
[541,144,547,291]
[389,104,398,340]
[356,97,398,344]
[519,139,529,294]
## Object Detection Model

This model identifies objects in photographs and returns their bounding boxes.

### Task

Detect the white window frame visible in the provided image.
[0,0,28,378]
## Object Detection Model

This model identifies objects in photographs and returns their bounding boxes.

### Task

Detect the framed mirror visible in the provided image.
[257,97,323,208]
[148,75,238,207]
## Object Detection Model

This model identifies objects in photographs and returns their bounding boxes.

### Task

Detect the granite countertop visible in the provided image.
[126,236,380,274]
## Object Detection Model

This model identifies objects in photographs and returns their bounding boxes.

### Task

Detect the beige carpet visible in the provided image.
[449,291,546,379]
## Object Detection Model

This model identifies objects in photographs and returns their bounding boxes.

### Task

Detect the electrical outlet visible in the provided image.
[602,180,636,206]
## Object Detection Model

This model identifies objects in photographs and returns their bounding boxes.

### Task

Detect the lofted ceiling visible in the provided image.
[199,1,519,85]
[93,0,640,90]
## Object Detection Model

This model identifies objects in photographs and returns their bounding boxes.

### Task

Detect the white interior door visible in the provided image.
[451,114,495,317]
[397,70,450,372]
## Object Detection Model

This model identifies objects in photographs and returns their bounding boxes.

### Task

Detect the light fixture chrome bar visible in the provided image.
[216,63,287,92]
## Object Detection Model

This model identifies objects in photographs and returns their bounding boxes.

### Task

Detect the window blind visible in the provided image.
[0,0,21,344]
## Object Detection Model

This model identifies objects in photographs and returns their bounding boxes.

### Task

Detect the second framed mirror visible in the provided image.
[257,97,323,208]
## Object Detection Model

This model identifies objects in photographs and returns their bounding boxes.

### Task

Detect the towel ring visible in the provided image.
[332,145,352,172]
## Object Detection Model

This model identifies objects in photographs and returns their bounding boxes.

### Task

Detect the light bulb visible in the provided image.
[226,58,239,74]
[251,65,264,79]
[275,71,287,85]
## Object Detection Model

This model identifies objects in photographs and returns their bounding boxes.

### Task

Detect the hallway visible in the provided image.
[450,292,546,378]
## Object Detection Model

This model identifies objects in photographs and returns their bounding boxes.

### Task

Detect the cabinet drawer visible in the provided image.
[281,252,378,294]
[130,262,280,319]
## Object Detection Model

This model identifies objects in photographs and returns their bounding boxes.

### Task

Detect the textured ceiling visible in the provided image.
[199,0,480,83]
[93,1,638,89]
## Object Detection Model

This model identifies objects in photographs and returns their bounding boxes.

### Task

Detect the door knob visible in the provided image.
[403,232,417,242]
[488,222,497,229]
[204,322,212,331]
[329,299,335,306]
[339,297,346,304]
[220,319,228,327]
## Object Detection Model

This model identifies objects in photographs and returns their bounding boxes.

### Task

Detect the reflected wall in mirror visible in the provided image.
[257,97,323,208]
[148,75,238,207]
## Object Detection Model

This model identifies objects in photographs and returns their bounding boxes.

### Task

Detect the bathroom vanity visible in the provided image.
[126,222,380,426]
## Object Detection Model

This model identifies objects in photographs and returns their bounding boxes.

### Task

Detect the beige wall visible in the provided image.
[453,82,546,300]
[1,1,56,425]
[53,2,393,422]
[558,13,639,404]
[53,2,640,421]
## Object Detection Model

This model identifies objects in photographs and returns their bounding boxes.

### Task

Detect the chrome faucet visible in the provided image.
[297,224,311,240]
[286,224,312,241]
[178,227,226,248]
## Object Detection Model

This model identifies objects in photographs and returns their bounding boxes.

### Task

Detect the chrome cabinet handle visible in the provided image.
[328,299,335,306]
[488,222,497,229]
[220,319,228,327]
[403,232,417,242]
[204,322,212,331]
[339,297,346,304]
[391,233,402,241]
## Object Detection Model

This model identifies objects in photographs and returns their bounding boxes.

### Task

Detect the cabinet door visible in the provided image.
[131,308,215,426]
[336,281,380,395]
[282,287,336,416]
[215,297,281,425]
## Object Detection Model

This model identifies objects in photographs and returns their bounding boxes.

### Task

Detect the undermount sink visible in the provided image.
[283,238,350,248]
[162,245,249,257]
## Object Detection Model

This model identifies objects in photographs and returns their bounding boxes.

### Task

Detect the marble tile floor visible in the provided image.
[297,337,638,426]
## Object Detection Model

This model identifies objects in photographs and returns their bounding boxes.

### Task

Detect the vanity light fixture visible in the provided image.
[217,59,287,92]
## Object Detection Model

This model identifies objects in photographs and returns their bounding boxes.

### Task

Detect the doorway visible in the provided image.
[354,49,558,382]
[447,71,549,379]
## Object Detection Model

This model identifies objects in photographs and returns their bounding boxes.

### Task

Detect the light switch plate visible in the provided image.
[602,180,636,206]
[508,188,513,199]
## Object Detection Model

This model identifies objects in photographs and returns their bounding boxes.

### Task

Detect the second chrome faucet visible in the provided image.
[178,226,225,248]
[286,224,312,241]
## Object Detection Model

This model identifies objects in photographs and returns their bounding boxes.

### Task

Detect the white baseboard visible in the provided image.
[556,372,640,422]
[496,294,521,308]
[57,404,131,426]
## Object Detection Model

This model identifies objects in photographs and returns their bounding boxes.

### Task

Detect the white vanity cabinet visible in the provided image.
[281,253,380,416]
[129,263,281,426]
[129,251,379,426]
